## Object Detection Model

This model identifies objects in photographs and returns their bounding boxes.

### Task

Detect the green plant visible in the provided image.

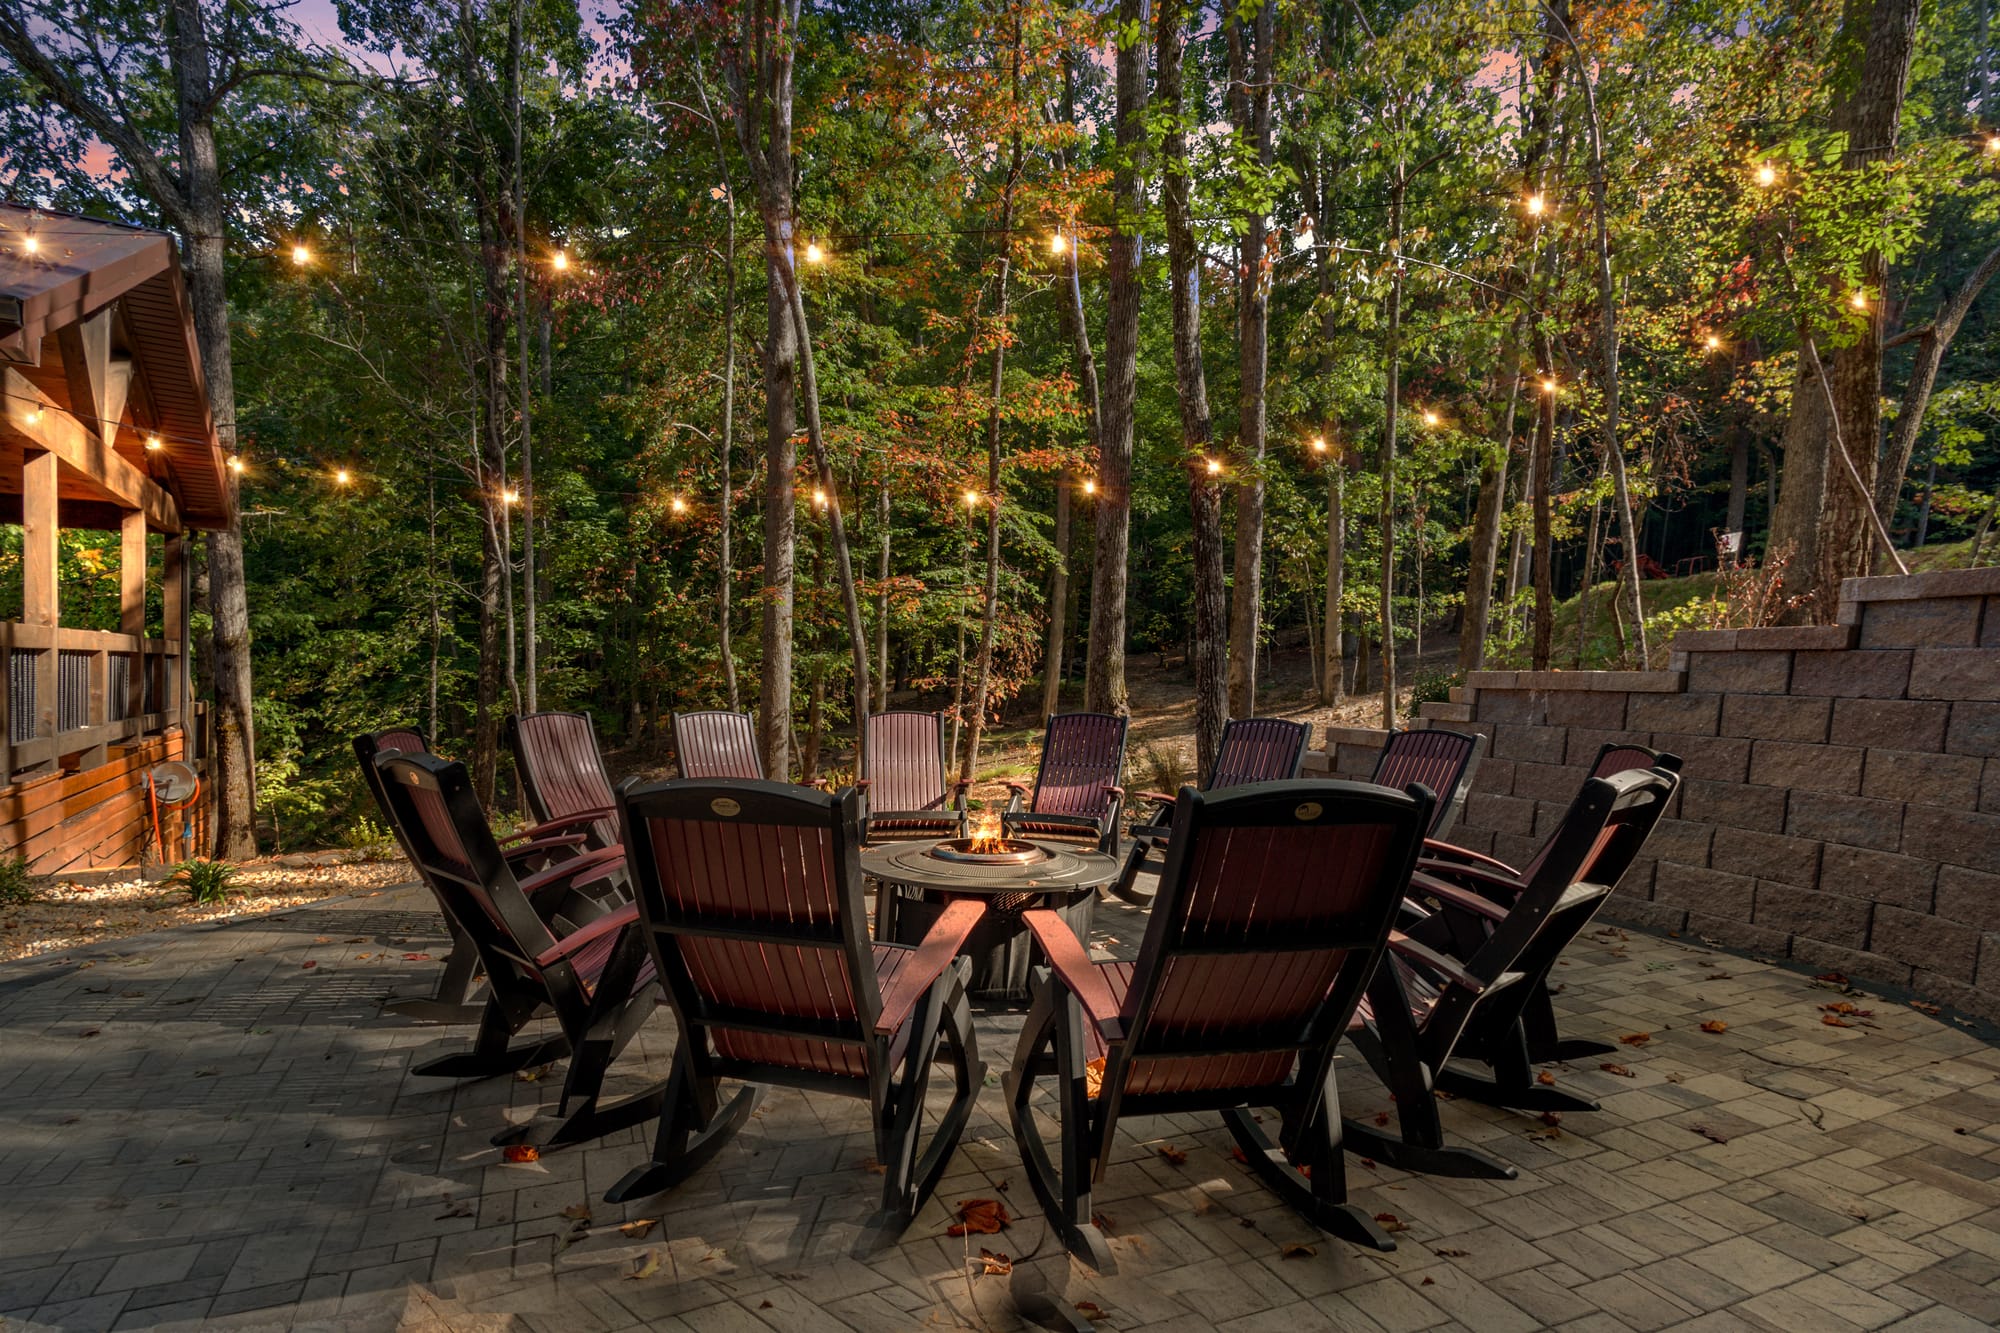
[1138,742,1189,797]
[170,858,241,905]
[1410,668,1460,709]
[346,816,401,863]
[0,855,37,906]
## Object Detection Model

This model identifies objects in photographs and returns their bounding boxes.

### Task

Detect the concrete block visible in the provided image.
[1749,740,1864,795]
[1686,650,1792,696]
[1903,804,2000,876]
[1685,912,1792,955]
[1946,702,2000,757]
[1859,597,1984,649]
[1784,793,1904,853]
[1870,905,1982,983]
[1470,757,1516,795]
[1751,884,1870,949]
[1647,817,1715,867]
[1712,825,1821,888]
[1476,691,1548,726]
[1467,791,1535,837]
[1602,898,1687,934]
[1788,937,1913,988]
[1819,846,1936,914]
[1681,778,1788,833]
[1545,691,1629,730]
[1491,723,1567,764]
[1565,729,1656,766]
[1654,863,1753,917]
[1729,625,1857,651]
[1909,649,2000,701]
[1627,692,1721,737]
[1789,649,1911,699]
[1841,566,2000,604]
[1829,698,1948,752]
[1720,694,1832,743]
[1649,733,1752,783]
[1933,866,2000,932]
[1860,748,1983,809]
[1512,761,1582,804]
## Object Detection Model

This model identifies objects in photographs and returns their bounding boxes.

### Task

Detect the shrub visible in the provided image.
[347,816,401,863]
[170,858,241,905]
[1410,668,1460,709]
[1138,742,1189,797]
[0,856,37,906]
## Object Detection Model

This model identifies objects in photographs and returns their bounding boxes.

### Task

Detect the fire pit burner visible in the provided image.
[926,837,1050,867]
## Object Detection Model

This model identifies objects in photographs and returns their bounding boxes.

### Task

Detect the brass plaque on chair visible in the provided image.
[710,797,741,817]
[1294,802,1323,821]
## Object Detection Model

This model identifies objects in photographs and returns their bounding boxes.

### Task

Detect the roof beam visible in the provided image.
[1,366,179,532]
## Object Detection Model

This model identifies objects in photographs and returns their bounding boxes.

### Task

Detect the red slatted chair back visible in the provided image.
[865,711,949,811]
[1107,781,1432,1102]
[620,780,881,1080]
[1208,718,1310,789]
[354,727,431,861]
[1029,712,1128,817]
[673,711,765,780]
[373,752,558,969]
[508,711,618,846]
[1371,728,1481,835]
[1589,742,1682,780]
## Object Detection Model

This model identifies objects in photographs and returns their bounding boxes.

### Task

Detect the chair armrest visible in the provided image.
[1413,860,1525,900]
[536,900,640,968]
[519,846,626,899]
[1004,787,1025,815]
[854,778,872,789]
[1137,790,1175,806]
[874,899,985,1036]
[1421,838,1521,877]
[1388,929,1488,996]
[1103,785,1124,799]
[1409,870,1510,922]
[499,807,614,844]
[1022,910,1124,1040]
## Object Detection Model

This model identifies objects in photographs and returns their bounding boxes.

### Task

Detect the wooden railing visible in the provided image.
[0,622,182,780]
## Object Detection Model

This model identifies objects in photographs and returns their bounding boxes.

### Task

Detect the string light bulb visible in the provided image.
[552,249,570,272]
[1541,377,1558,395]
[228,454,245,474]
[334,468,351,486]
[1205,457,1223,476]
[1850,290,1868,310]
[1986,135,1999,154]
[963,488,981,508]
[502,488,520,505]
[291,243,310,266]
[812,487,828,507]
[26,405,42,425]
[1081,477,1097,496]
[1525,193,1545,216]
[670,495,688,514]
[805,241,825,264]
[1755,163,1776,186]
[22,233,39,256]
[1704,333,1721,350]
[145,434,162,451]
[1050,232,1067,255]
[1422,410,1440,427]
[1310,436,1327,454]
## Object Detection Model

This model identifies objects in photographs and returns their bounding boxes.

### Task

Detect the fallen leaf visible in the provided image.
[860,1157,886,1175]
[516,1064,555,1083]
[79,1027,100,1038]
[1600,1063,1636,1077]
[502,1144,540,1164]
[1619,1032,1651,1046]
[1822,1001,1873,1017]
[1910,1000,1941,1016]
[1539,1111,1563,1128]
[300,960,317,970]
[1280,1242,1318,1258]
[1954,1127,1969,1136]
[1422,1276,1436,1286]
[626,1249,663,1280]
[1432,1247,1469,1257]
[403,952,432,961]
[1374,1213,1410,1233]
[1074,1301,1111,1322]
[435,1201,474,1220]
[1690,1124,1730,1144]
[759,1300,773,1309]
[1373,1111,1391,1126]
[173,1154,198,1165]
[1156,1143,1188,1166]
[946,1198,1009,1237]
[1822,1014,1854,1028]
[1536,1071,1556,1086]
[1812,972,1848,985]
[1084,1056,1106,1100]
[619,1219,658,1239]
[978,1249,1012,1275]
[1230,1146,1249,1165]
[1700,1020,1729,1034]
[560,1203,592,1222]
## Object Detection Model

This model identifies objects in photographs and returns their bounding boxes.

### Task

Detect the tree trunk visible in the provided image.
[1085,0,1149,717]
[1531,349,1556,671]
[1726,435,1749,550]
[1158,0,1225,775]
[509,0,539,714]
[1913,455,1937,548]
[1379,174,1405,728]
[1043,476,1073,719]
[1226,2,1274,719]
[1322,463,1345,703]
[875,484,891,711]
[1460,321,1523,671]
[1769,0,1921,618]
[1049,52,1100,723]
[694,50,741,711]
[1874,243,2000,533]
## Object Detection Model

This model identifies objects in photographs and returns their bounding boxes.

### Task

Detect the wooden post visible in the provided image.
[23,447,58,763]
[163,533,186,731]
[122,511,147,726]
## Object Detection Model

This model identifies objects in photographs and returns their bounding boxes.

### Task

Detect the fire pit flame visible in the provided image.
[968,813,1004,854]
[928,817,1050,867]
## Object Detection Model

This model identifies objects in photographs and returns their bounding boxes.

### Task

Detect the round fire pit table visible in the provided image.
[861,836,1120,1002]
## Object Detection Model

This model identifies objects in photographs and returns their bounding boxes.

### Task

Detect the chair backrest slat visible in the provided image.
[622,780,878,1075]
[1208,718,1310,790]
[354,727,431,863]
[508,711,618,847]
[1515,744,1682,882]
[865,711,948,812]
[1372,728,1481,836]
[673,711,765,780]
[1030,712,1128,816]
[1110,781,1430,1099]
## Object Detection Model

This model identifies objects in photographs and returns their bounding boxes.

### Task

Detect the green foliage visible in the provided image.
[1136,742,1190,797]
[0,856,38,907]
[1409,669,1458,710]
[169,859,241,906]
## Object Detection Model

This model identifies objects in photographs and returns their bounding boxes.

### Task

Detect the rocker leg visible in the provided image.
[1003,972,1113,1273]
[412,999,569,1079]
[1222,1105,1394,1252]
[604,1051,760,1203]
[1106,840,1157,907]
[1435,1021,1601,1114]
[1344,1020,1517,1181]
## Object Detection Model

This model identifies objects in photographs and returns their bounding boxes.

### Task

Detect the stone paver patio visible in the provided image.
[4,879,2000,1332]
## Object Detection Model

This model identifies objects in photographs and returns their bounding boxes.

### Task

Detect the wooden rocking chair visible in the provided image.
[372,750,664,1149]
[603,779,986,1244]
[671,709,764,779]
[1372,726,1483,839]
[1343,765,1681,1178]
[1005,779,1436,1269]
[1107,716,1311,906]
[355,727,615,1024]
[507,710,619,852]
[1419,741,1683,1062]
[858,710,968,842]
[1002,712,1128,856]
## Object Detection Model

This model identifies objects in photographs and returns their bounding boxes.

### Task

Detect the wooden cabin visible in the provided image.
[0,205,233,873]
